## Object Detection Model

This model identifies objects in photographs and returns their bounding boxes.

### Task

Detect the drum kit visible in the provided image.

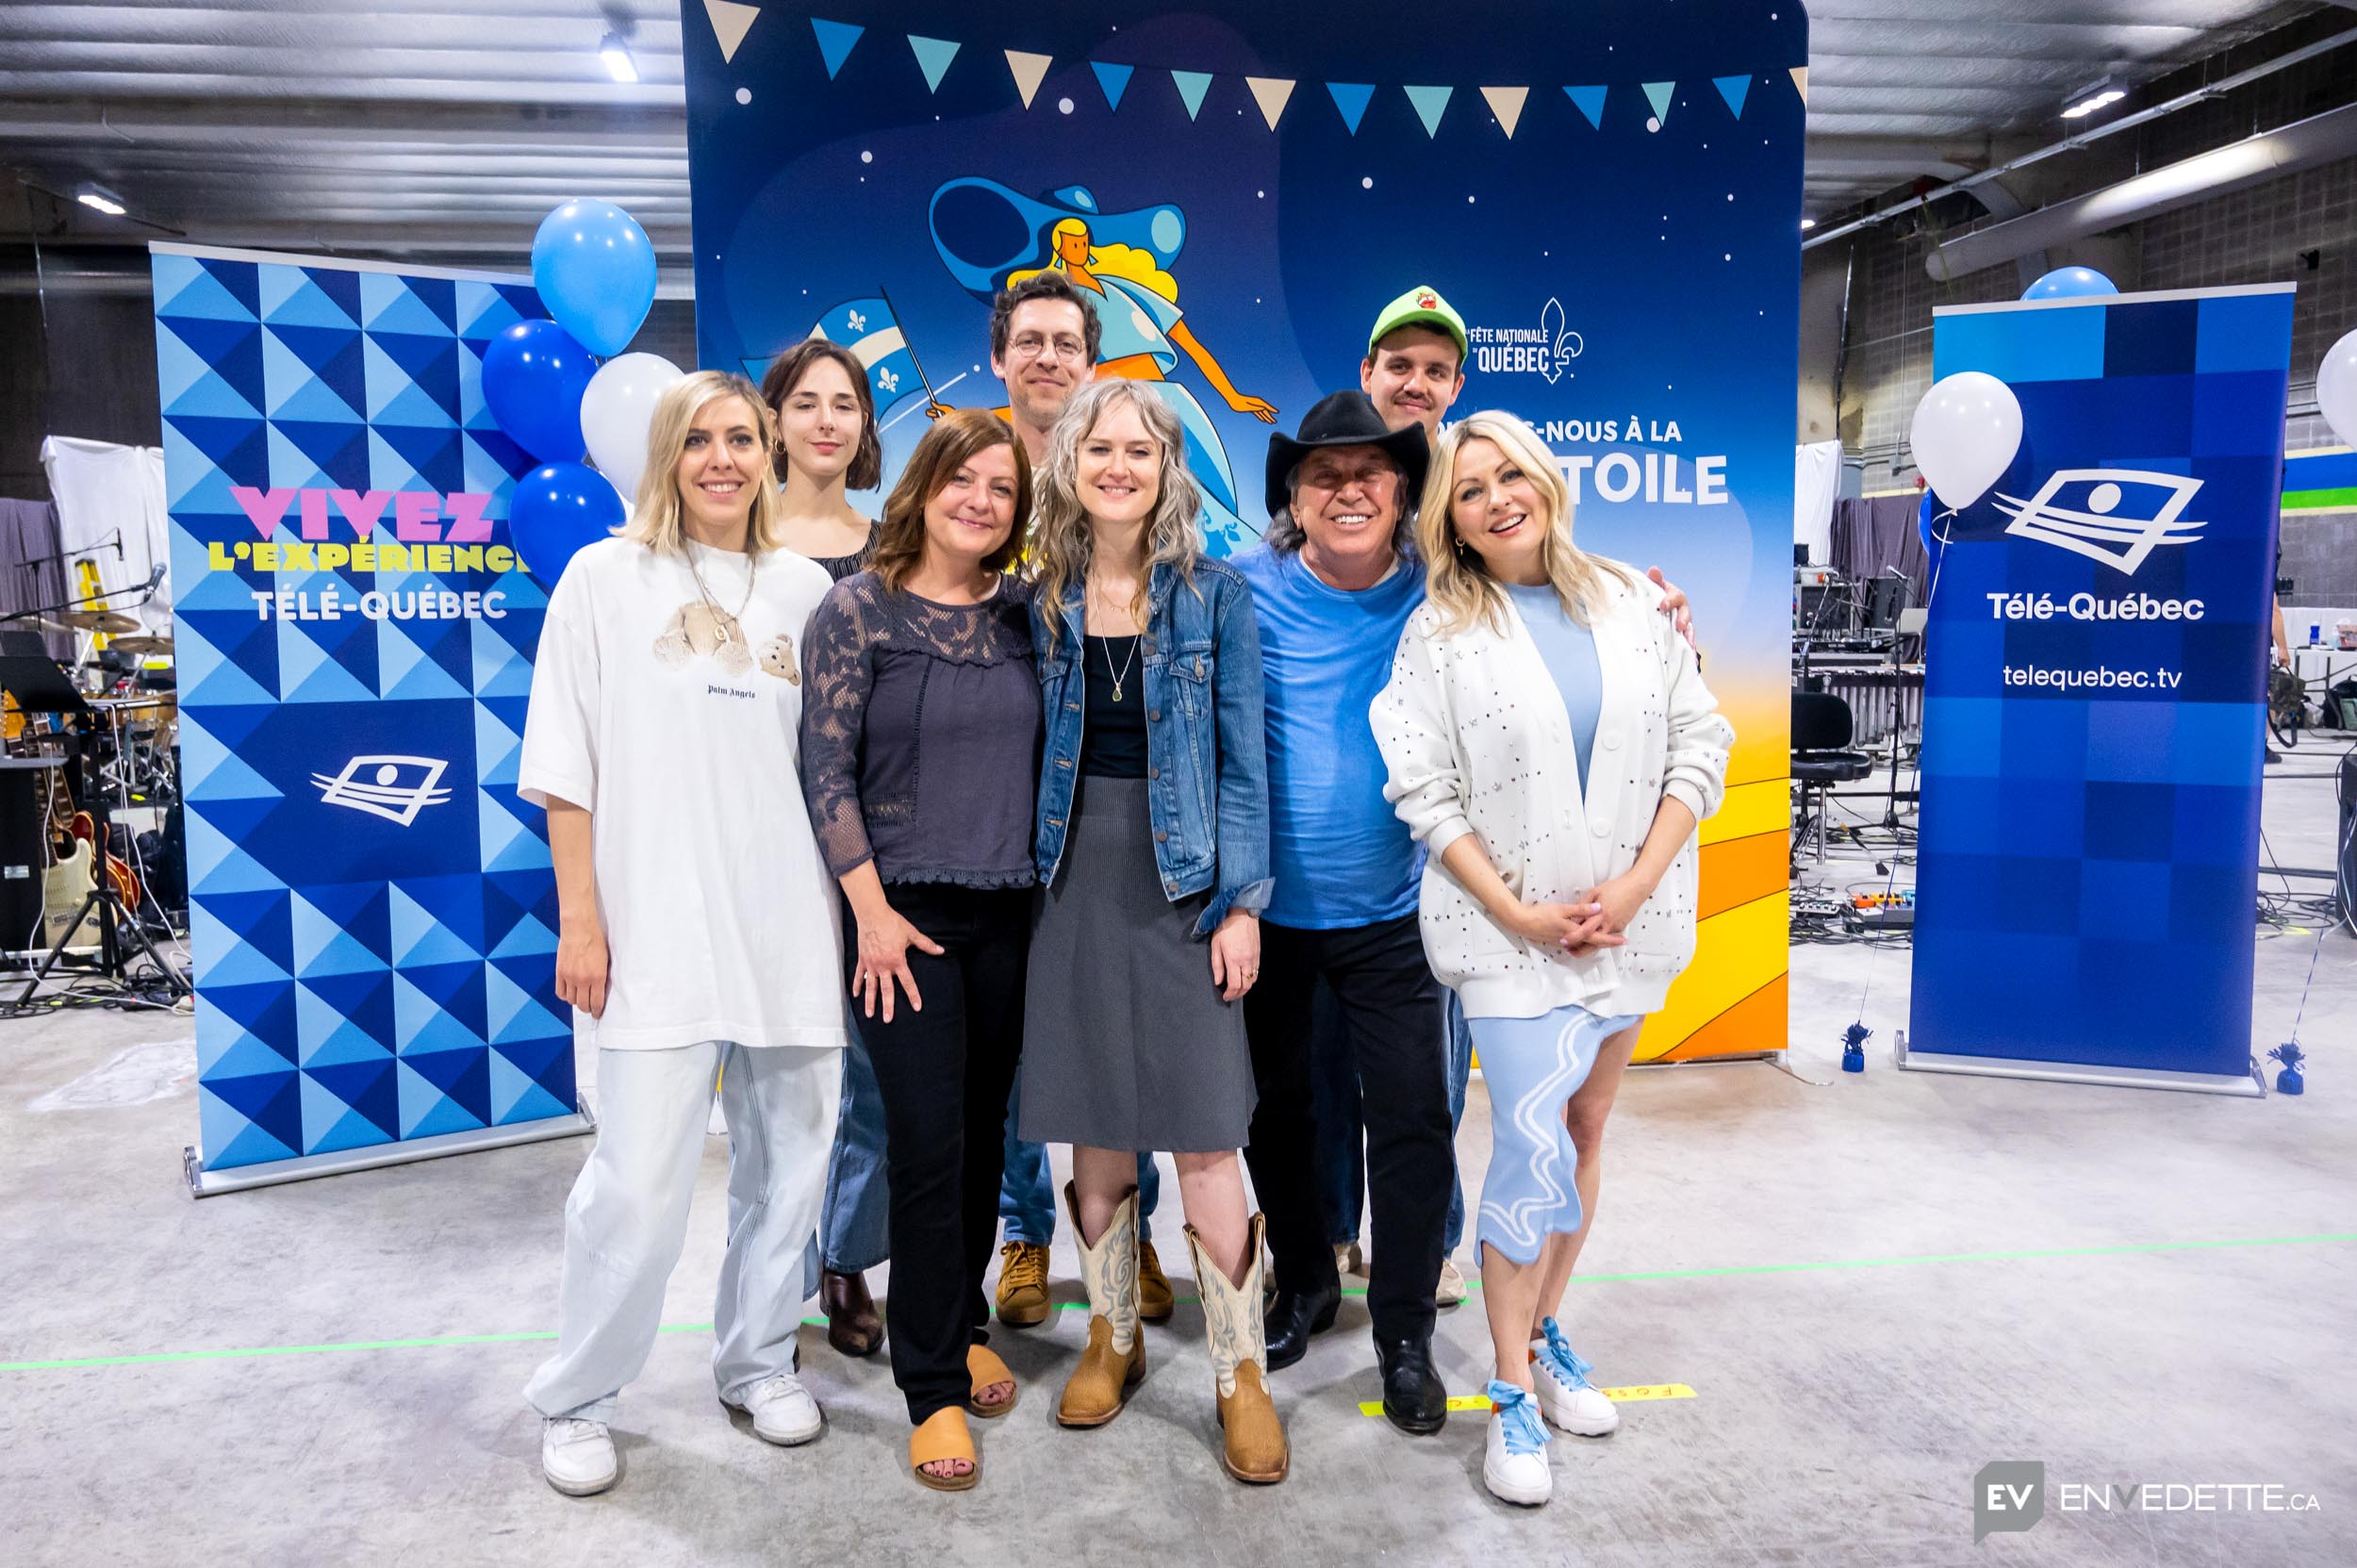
[0,602,189,999]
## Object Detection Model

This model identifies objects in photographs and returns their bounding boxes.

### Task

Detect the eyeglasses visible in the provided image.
[1009,333,1087,363]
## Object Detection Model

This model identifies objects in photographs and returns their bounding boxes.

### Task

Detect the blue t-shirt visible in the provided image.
[1233,545,1426,929]
[1505,583,1604,793]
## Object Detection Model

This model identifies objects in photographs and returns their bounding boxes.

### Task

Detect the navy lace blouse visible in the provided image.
[798,569,1043,888]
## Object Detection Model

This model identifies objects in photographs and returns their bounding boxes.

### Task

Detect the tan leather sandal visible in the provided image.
[909,1408,979,1493]
[965,1342,1019,1418]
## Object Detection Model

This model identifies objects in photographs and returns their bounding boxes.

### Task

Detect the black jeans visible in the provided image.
[849,882,1031,1425]
[1243,912,1450,1345]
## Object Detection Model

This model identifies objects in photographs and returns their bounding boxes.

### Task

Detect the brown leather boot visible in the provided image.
[1187,1213,1289,1484]
[1056,1181,1145,1428]
[822,1268,882,1357]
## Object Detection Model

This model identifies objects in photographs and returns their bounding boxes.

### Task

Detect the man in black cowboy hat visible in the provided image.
[1231,389,1456,1433]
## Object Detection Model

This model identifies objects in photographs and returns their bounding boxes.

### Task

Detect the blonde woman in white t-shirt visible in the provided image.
[1372,410,1731,1509]
[519,370,847,1497]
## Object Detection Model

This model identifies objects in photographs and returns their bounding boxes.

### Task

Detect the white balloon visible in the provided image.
[580,353,685,505]
[1909,371,2023,512]
[2318,328,2357,451]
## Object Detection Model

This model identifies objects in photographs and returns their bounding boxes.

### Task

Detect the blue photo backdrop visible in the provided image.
[1911,287,2295,1081]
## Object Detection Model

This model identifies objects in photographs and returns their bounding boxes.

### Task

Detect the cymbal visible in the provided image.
[111,635,173,656]
[38,610,141,635]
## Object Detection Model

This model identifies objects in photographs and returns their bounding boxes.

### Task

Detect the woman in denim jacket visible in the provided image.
[1016,379,1287,1483]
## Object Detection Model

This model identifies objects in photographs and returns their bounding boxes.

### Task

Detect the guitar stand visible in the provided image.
[11,715,190,1007]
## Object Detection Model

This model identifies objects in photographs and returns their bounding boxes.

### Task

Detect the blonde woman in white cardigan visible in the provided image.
[1372,410,1732,1508]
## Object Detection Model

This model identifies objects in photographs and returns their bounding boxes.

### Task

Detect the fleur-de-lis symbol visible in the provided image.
[845,308,867,333]
[877,367,899,394]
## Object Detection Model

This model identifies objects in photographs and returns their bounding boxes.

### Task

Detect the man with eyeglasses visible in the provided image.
[954,270,1178,1330]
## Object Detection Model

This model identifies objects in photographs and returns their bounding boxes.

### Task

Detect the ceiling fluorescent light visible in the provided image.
[2062,77,2125,120]
[599,32,638,83]
[1800,217,1817,231]
[75,183,126,217]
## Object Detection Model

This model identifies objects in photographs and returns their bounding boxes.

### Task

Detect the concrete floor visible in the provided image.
[5,746,2353,1567]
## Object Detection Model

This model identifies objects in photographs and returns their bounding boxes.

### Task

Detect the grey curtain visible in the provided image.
[0,499,72,660]
[1830,495,1930,609]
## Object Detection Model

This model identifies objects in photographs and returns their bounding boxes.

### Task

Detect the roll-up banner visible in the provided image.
[1907,285,2294,1094]
[155,243,591,1193]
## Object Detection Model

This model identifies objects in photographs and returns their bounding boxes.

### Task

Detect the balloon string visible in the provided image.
[1854,505,1956,1026]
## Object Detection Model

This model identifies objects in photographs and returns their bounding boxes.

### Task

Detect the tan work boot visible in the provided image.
[1187,1213,1289,1484]
[1056,1182,1146,1427]
[995,1240,1050,1328]
[1139,1239,1175,1322]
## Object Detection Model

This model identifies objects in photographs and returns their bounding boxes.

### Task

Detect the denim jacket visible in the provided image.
[1032,557,1273,935]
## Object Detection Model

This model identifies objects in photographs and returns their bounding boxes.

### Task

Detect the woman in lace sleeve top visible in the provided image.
[798,409,1043,1492]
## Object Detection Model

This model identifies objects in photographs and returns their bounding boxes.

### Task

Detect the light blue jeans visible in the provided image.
[802,1017,890,1295]
[998,1076,1160,1245]
[1315,984,1469,1254]
[526,1042,841,1423]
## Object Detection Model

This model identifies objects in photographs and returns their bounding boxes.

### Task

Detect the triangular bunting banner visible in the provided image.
[1245,76,1295,131]
[1713,74,1752,118]
[1789,66,1808,106]
[1327,82,1375,135]
[1641,81,1674,125]
[1403,85,1452,139]
[1480,86,1529,139]
[908,34,960,92]
[810,18,864,79]
[1171,70,1213,121]
[1005,49,1051,108]
[1091,60,1133,111]
[704,0,760,65]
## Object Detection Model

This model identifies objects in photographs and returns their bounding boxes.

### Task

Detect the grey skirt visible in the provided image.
[1017,774,1256,1152]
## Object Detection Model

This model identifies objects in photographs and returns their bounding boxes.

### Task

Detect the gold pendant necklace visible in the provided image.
[1100,632,1138,703]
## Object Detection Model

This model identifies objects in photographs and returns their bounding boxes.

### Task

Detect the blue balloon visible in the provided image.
[483,319,596,463]
[509,462,624,586]
[532,200,658,357]
[2021,266,2118,301]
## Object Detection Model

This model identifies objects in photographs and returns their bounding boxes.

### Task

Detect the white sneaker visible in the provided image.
[1482,1381,1553,1506]
[1533,1317,1618,1436]
[1436,1255,1468,1306]
[540,1416,618,1496]
[723,1372,823,1445]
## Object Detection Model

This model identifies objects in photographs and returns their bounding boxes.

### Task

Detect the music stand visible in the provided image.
[0,635,190,1003]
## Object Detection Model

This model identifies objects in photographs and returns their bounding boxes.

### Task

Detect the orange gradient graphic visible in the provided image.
[1636,675,1788,1063]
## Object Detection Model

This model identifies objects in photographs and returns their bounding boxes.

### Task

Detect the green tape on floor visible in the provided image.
[5,1230,2348,1374]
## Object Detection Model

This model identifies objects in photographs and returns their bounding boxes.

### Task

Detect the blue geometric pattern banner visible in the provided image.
[154,243,578,1171]
[1911,286,2294,1080]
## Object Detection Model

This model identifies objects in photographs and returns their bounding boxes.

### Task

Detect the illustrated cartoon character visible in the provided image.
[756,634,799,683]
[929,179,1273,553]
[653,602,753,676]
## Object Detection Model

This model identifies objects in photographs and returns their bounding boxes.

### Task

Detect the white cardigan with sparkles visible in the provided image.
[1372,569,1734,1019]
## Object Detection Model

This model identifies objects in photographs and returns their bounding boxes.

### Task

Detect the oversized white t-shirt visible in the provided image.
[519,536,846,1052]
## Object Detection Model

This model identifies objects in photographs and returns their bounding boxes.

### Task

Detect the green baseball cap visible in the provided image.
[1367,285,1468,359]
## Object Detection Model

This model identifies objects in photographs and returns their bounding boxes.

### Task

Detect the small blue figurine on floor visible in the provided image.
[2270,1042,2305,1097]
[1842,1023,1871,1074]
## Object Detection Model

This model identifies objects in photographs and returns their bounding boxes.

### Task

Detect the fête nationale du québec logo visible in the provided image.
[312,755,453,827]
[1466,299,1583,384]
[1993,469,2205,574]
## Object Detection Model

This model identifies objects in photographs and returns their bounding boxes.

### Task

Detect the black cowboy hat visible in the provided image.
[1264,390,1430,517]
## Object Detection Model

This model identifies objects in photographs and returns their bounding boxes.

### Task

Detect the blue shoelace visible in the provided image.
[1539,1317,1594,1390]
[1487,1380,1551,1456]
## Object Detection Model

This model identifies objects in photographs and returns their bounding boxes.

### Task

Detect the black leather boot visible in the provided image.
[1376,1334,1447,1434]
[1262,1279,1342,1370]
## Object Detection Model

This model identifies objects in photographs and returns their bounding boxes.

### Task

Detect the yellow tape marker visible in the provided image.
[1358,1384,1695,1416]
